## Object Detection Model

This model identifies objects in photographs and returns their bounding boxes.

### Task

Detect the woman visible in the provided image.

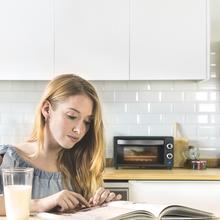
[0,74,121,214]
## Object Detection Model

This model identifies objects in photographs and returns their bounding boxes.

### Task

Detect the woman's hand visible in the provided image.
[32,190,90,213]
[89,187,122,206]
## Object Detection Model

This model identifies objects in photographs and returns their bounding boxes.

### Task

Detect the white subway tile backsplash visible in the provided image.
[0,78,219,155]
[189,137,209,148]
[115,114,137,124]
[126,81,149,90]
[11,81,37,91]
[149,81,174,91]
[210,114,220,124]
[161,114,184,124]
[126,103,148,113]
[197,103,217,112]
[102,103,125,114]
[209,137,220,147]
[139,114,162,124]
[103,81,128,90]
[0,102,36,113]
[91,81,106,91]
[173,103,196,113]
[197,78,220,90]
[185,114,209,124]
[149,125,173,136]
[161,91,184,102]
[103,113,118,125]
[115,91,137,102]
[197,115,209,124]
[199,147,220,159]
[178,125,197,137]
[32,81,48,92]
[138,91,160,102]
[150,103,172,113]
[173,81,197,91]
[210,91,220,101]
[98,91,115,102]
[0,91,41,103]
[127,125,150,136]
[198,126,220,137]
[0,81,11,91]
[139,91,160,103]
[184,91,209,102]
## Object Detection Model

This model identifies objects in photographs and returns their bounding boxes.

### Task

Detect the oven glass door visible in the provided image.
[116,139,166,166]
[120,146,165,165]
[123,145,164,164]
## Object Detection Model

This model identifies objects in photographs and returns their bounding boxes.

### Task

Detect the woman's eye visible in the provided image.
[67,115,77,120]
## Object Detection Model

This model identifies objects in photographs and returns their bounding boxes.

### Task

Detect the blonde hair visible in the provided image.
[29,74,105,199]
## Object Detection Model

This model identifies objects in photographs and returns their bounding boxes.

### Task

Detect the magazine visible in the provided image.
[36,201,217,220]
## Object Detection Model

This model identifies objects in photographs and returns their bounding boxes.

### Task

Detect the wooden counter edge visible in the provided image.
[103,168,220,180]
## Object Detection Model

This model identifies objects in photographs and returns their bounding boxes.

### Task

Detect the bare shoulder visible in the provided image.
[15,142,37,156]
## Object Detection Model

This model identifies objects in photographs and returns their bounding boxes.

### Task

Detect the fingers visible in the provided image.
[69,191,90,208]
[89,187,122,206]
[53,190,90,212]
[115,194,122,201]
[91,187,106,205]
[105,192,116,202]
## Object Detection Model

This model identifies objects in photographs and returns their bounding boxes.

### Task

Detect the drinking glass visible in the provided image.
[2,167,34,220]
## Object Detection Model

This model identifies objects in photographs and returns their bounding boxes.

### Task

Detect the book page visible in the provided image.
[36,201,218,220]
[160,205,214,219]
[36,206,153,220]
[36,201,168,220]
[108,201,168,216]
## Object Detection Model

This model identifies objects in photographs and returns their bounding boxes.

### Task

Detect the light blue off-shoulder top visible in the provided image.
[0,144,63,199]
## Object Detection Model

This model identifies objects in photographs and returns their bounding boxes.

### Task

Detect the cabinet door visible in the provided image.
[0,0,53,80]
[130,0,209,80]
[129,180,219,210]
[54,0,129,80]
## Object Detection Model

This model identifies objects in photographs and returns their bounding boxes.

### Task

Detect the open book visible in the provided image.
[36,201,217,220]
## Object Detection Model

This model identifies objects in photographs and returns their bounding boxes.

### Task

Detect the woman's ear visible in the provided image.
[41,100,51,121]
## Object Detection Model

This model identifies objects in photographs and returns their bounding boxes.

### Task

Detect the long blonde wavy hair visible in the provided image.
[28,74,105,199]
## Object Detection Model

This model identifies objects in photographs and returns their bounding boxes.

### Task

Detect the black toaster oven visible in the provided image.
[114,136,174,169]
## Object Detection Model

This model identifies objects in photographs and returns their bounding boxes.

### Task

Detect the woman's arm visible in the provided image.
[0,195,6,216]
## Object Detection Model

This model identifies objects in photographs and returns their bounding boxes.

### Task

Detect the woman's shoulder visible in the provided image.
[0,144,16,154]
[0,142,36,155]
[0,142,37,168]
[15,142,37,156]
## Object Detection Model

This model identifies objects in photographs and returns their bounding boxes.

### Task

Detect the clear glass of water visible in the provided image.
[2,167,34,220]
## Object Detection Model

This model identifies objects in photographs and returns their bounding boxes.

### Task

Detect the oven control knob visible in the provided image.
[166,143,173,149]
[166,153,173,159]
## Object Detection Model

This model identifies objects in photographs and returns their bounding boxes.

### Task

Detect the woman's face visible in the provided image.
[47,94,94,149]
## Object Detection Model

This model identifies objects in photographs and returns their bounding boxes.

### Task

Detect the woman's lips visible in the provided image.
[67,135,79,142]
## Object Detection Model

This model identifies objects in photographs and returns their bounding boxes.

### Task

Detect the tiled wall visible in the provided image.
[0,76,219,159]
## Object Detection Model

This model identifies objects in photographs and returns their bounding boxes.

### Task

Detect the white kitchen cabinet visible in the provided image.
[0,0,53,80]
[0,0,209,81]
[54,0,129,80]
[130,0,209,80]
[129,180,219,210]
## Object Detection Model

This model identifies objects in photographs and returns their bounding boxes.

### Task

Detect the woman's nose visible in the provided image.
[72,126,80,134]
